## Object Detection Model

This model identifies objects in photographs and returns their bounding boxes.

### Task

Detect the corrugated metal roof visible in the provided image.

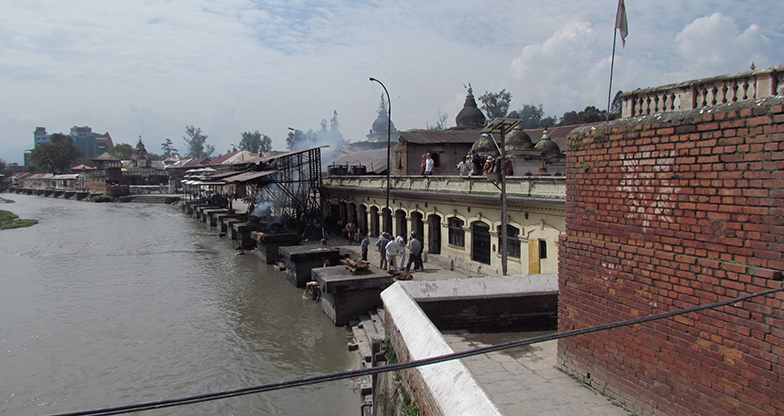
[329,148,388,174]
[224,170,276,183]
[398,129,483,145]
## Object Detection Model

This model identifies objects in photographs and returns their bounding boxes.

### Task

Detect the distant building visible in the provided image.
[69,126,114,159]
[34,127,50,146]
[33,126,114,160]
[366,94,399,143]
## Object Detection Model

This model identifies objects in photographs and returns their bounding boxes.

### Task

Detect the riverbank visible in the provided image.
[0,197,38,229]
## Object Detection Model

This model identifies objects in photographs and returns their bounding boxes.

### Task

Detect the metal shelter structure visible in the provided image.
[183,146,326,240]
[234,146,326,239]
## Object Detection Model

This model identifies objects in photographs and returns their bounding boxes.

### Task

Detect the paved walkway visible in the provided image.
[443,332,631,416]
[326,233,630,415]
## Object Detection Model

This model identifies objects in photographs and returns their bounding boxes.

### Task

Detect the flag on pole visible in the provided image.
[615,0,628,47]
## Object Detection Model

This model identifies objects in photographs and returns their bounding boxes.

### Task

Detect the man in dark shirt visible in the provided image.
[470,149,483,176]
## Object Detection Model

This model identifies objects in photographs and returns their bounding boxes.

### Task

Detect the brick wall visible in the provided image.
[558,98,784,416]
[385,312,444,416]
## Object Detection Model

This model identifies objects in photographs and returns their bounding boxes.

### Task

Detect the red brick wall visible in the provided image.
[558,99,784,416]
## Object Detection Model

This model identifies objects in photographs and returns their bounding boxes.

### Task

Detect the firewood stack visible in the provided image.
[390,270,413,280]
[345,258,371,274]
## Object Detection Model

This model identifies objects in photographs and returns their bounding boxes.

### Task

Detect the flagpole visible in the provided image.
[606,16,618,121]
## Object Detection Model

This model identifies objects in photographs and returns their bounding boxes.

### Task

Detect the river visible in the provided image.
[0,194,360,415]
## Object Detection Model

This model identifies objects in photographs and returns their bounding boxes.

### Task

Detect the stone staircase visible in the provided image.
[348,308,387,412]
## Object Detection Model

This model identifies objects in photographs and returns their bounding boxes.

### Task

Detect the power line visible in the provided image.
[44,285,784,416]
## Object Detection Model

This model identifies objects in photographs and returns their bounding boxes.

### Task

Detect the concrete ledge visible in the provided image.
[382,283,502,416]
[400,273,558,302]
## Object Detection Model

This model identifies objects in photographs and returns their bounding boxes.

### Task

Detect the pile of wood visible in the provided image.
[390,270,413,280]
[345,258,371,274]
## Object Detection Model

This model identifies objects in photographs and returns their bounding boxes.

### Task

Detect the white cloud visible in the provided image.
[509,21,607,116]
[675,13,771,79]
[0,1,781,164]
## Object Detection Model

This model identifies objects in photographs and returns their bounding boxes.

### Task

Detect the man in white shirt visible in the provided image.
[385,238,399,271]
[424,153,434,175]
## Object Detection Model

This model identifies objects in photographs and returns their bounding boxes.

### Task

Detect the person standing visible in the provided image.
[425,153,434,175]
[375,232,390,269]
[405,231,422,272]
[470,149,483,176]
[420,154,427,175]
[360,233,369,261]
[385,237,399,271]
[396,235,407,270]
[345,221,357,244]
[456,156,470,176]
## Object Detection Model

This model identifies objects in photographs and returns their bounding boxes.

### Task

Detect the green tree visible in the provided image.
[238,130,272,153]
[161,138,177,158]
[610,90,623,117]
[30,133,82,174]
[478,89,512,119]
[508,104,546,128]
[110,143,134,160]
[558,106,608,126]
[183,125,215,158]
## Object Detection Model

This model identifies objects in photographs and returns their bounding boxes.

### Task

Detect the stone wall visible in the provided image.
[559,97,784,415]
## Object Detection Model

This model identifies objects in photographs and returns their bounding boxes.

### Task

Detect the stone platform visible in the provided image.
[313,265,394,326]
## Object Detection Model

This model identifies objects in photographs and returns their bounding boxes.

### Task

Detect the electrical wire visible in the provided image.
[43,285,784,416]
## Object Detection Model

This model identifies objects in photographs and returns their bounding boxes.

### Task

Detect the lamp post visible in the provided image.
[482,118,521,276]
[369,77,391,234]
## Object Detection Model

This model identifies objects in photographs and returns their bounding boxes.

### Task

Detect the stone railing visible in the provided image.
[621,65,784,118]
[323,175,566,200]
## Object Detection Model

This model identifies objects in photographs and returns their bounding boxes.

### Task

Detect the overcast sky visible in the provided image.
[1,0,781,164]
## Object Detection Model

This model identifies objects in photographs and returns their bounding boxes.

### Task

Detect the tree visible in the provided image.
[110,143,134,160]
[30,133,82,174]
[478,89,512,119]
[558,106,608,126]
[426,111,449,130]
[161,138,177,158]
[183,125,215,158]
[508,104,546,129]
[610,90,623,117]
[238,130,272,153]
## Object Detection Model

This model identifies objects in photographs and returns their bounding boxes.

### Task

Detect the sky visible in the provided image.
[1,0,782,164]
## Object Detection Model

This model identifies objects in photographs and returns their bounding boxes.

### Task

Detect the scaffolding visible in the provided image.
[232,146,325,240]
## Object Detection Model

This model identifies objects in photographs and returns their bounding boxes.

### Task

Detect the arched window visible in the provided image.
[506,225,521,259]
[448,217,464,248]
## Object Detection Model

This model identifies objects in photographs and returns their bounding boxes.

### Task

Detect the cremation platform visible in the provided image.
[252,232,300,264]
[278,245,344,287]
[312,265,394,326]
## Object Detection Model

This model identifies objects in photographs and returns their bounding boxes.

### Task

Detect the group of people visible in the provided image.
[456,149,513,177]
[357,231,424,272]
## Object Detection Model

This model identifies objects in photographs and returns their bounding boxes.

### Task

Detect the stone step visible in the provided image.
[351,324,373,364]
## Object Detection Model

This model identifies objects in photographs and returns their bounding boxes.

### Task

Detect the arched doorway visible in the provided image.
[395,209,407,239]
[472,221,491,265]
[357,205,368,236]
[348,203,357,224]
[369,207,379,237]
[410,212,424,239]
[427,214,441,254]
[382,208,392,235]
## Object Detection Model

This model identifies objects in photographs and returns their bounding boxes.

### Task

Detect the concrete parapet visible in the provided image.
[382,283,502,416]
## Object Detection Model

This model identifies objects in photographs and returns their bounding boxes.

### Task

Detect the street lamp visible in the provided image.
[369,77,391,234]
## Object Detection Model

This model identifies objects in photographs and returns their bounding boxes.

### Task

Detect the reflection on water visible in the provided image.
[0,194,359,415]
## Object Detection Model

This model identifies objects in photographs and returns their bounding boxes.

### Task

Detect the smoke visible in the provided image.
[289,111,346,166]
[251,200,274,217]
